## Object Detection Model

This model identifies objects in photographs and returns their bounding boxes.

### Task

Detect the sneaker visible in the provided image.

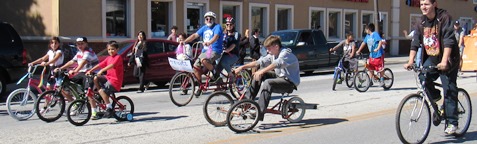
[69,104,79,116]
[136,90,144,93]
[445,124,458,135]
[336,79,342,84]
[180,89,188,95]
[103,108,114,118]
[91,112,100,120]
[145,82,150,91]
[194,89,202,97]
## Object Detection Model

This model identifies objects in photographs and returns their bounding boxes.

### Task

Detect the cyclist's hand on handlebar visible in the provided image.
[403,62,413,71]
[329,48,333,52]
[437,62,448,71]
[233,66,243,75]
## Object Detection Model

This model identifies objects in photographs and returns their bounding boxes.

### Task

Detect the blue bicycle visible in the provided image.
[332,52,357,90]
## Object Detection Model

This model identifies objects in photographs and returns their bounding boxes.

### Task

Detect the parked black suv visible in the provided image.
[0,21,26,97]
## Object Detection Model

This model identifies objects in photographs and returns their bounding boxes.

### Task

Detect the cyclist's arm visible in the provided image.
[330,40,344,51]
[356,42,366,54]
[59,60,74,70]
[30,54,49,65]
[183,33,199,44]
[74,60,87,73]
[205,34,220,46]
[45,52,63,66]
[375,40,384,52]
[224,43,236,53]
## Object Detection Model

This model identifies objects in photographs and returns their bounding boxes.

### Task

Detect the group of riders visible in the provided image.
[28,0,464,135]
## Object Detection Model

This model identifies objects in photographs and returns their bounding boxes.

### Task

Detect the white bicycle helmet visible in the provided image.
[204,11,216,19]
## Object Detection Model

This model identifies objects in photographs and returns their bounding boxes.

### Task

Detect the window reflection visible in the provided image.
[106,0,128,37]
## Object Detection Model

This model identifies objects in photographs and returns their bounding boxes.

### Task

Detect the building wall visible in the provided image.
[1,0,476,56]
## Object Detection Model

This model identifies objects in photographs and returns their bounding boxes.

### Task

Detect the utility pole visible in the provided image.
[374,0,380,33]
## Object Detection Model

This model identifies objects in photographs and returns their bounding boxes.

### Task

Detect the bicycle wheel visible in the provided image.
[35,90,66,122]
[453,88,472,137]
[169,72,195,107]
[345,72,355,88]
[396,94,431,144]
[230,69,251,99]
[112,96,135,121]
[382,68,394,90]
[66,99,91,126]
[281,97,305,122]
[6,88,37,121]
[332,68,340,91]
[226,99,260,133]
[354,71,371,92]
[203,91,234,126]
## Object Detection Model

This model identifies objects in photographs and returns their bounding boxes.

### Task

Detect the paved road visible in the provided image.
[0,63,476,144]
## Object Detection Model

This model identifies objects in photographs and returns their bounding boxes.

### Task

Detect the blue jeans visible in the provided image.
[419,59,459,125]
[217,54,238,73]
[415,47,422,67]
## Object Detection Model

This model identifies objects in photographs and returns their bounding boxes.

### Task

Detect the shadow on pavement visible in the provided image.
[132,112,159,117]
[255,118,348,133]
[133,115,188,122]
[432,130,477,144]
[0,110,8,116]
[385,87,417,91]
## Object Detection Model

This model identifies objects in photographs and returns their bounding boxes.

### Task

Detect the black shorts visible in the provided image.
[97,76,117,96]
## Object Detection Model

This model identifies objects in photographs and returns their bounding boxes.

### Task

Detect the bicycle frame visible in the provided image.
[16,65,47,105]
[87,91,126,112]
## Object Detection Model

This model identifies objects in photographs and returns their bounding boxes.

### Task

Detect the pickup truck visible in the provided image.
[270,29,340,74]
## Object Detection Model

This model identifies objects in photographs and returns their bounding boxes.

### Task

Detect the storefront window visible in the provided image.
[328,11,341,39]
[277,8,291,31]
[106,0,129,37]
[345,12,357,38]
[251,6,267,37]
[151,1,170,38]
[362,13,373,38]
[186,2,205,35]
[310,10,324,30]
[222,5,240,31]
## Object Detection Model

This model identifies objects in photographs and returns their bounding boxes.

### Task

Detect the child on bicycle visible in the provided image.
[29,36,64,90]
[86,41,124,120]
[180,11,223,96]
[356,23,386,86]
[233,35,300,121]
[329,33,357,84]
[403,0,460,134]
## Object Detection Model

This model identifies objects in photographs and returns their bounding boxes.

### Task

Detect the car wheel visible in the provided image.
[0,76,6,97]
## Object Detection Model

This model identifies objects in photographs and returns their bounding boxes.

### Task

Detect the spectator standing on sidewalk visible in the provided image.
[454,21,465,73]
[128,31,150,93]
[238,29,250,65]
[167,26,178,42]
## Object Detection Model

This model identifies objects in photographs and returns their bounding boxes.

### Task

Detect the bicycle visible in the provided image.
[331,52,357,90]
[225,86,318,133]
[353,54,394,92]
[395,66,472,144]
[6,65,47,121]
[34,70,86,123]
[65,76,134,126]
[168,41,252,107]
[202,72,252,126]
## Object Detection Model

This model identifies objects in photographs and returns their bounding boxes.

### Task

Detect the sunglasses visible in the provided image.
[205,17,213,21]
[226,24,233,26]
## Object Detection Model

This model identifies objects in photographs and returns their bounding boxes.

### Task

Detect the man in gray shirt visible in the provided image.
[454,21,465,71]
[234,35,300,121]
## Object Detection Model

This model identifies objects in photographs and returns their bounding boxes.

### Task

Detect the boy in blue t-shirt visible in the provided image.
[357,23,386,86]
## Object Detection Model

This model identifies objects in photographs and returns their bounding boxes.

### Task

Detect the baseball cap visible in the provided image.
[454,21,460,25]
[76,37,88,43]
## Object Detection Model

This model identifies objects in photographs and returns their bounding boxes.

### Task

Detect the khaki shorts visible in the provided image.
[193,52,220,68]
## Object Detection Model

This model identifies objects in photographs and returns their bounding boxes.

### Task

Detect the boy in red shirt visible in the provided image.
[86,41,124,120]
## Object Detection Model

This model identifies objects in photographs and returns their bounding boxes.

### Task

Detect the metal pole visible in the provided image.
[374,0,380,33]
